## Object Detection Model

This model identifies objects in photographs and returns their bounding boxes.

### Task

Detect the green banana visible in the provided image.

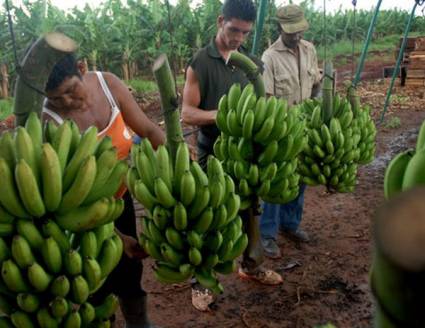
[27,262,52,292]
[83,149,118,205]
[173,202,187,231]
[37,307,59,327]
[55,198,110,232]
[402,148,425,191]
[17,293,40,313]
[384,150,413,199]
[0,158,29,218]
[10,311,35,328]
[63,126,98,191]
[188,185,210,219]
[41,237,62,274]
[0,131,16,169]
[71,275,90,304]
[180,170,196,206]
[156,145,173,191]
[14,159,45,218]
[94,294,119,320]
[154,177,176,208]
[160,243,183,267]
[50,296,69,319]
[16,219,43,249]
[165,227,184,251]
[11,235,35,269]
[50,275,70,297]
[59,155,97,213]
[51,120,72,173]
[40,143,62,212]
[64,249,83,276]
[79,302,95,326]
[98,239,118,278]
[15,126,39,184]
[41,219,71,253]
[227,83,241,110]
[63,310,81,328]
[174,142,190,193]
[188,247,202,266]
[1,259,29,292]
[83,257,102,291]
[80,231,98,258]
[95,134,114,157]
[192,207,214,234]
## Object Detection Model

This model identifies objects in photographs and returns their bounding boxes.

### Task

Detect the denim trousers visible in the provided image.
[260,185,307,240]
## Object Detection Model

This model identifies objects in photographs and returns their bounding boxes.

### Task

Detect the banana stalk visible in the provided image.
[372,187,425,327]
[347,85,361,118]
[227,51,265,98]
[13,32,77,126]
[322,61,333,125]
[152,54,184,162]
[241,198,264,268]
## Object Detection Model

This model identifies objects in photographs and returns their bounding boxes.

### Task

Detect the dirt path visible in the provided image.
[130,80,425,328]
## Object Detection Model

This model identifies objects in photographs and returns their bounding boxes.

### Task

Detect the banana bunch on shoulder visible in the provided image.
[128,140,245,293]
[214,83,305,207]
[384,120,425,199]
[298,93,376,193]
[0,113,129,324]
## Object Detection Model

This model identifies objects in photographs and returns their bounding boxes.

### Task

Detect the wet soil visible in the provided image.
[121,79,425,328]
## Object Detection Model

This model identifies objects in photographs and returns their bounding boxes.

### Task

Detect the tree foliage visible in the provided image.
[1,0,425,97]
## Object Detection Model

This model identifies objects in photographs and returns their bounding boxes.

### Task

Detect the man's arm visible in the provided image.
[106,73,165,149]
[181,66,216,126]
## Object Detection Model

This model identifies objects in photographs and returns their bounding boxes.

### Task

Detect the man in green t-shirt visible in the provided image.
[182,0,283,312]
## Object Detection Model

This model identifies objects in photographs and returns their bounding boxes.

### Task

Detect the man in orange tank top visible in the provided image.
[44,54,165,328]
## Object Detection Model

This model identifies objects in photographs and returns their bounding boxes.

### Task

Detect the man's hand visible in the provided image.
[120,234,148,260]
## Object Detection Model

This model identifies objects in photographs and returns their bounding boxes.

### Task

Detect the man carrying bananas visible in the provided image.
[182,0,283,312]
[43,54,165,327]
[260,4,322,258]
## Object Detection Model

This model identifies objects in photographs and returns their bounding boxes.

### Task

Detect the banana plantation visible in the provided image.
[0,0,425,327]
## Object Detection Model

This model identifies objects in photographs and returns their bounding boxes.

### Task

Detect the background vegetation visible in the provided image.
[0,0,425,104]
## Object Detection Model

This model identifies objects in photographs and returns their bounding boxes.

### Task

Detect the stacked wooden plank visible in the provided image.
[405,37,425,87]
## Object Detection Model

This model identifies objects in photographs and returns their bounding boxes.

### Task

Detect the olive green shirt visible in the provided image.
[189,39,260,146]
[262,38,321,106]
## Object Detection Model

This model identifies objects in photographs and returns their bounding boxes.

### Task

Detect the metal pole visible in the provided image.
[251,0,268,55]
[379,3,418,124]
[352,0,383,88]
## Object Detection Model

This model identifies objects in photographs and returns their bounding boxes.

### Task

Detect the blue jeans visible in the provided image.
[260,185,306,240]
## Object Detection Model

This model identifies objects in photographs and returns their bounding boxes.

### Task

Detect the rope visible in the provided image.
[5,0,47,96]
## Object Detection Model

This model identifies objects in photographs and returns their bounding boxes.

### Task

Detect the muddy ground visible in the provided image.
[117,78,425,328]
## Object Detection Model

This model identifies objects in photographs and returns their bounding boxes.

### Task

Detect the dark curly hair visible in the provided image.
[45,54,81,92]
[222,0,256,22]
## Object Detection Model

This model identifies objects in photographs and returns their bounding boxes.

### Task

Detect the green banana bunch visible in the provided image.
[0,114,127,324]
[215,83,305,207]
[298,93,376,193]
[129,141,243,292]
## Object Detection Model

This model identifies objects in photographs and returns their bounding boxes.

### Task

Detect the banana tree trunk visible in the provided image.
[372,187,425,327]
[0,63,9,99]
[152,54,184,162]
[122,62,130,81]
[13,32,77,126]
